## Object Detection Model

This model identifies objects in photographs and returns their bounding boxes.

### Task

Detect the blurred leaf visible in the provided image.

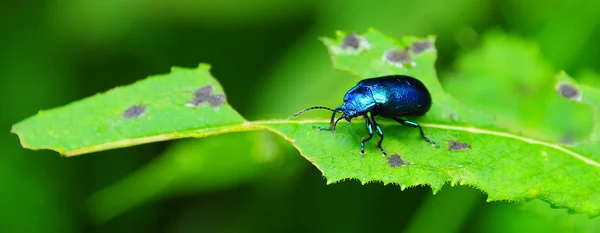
[0,29,81,233]
[476,199,600,233]
[88,131,281,223]
[157,0,313,26]
[577,69,600,88]
[403,186,482,233]
[319,0,491,38]
[442,31,593,143]
[52,0,313,42]
[11,29,600,217]
[504,0,600,71]
[11,64,247,156]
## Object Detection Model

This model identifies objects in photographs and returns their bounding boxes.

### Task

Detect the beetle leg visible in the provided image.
[369,115,387,156]
[360,115,375,155]
[393,117,437,147]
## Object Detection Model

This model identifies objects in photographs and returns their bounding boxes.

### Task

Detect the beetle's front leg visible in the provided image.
[360,115,374,155]
[369,115,387,156]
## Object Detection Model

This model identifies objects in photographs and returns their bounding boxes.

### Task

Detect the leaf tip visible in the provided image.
[324,177,341,185]
[10,124,18,135]
[10,128,70,157]
[449,180,457,187]
[10,126,25,147]
[197,62,212,70]
[169,63,212,74]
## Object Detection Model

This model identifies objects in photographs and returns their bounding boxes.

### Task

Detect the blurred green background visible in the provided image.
[3,0,600,232]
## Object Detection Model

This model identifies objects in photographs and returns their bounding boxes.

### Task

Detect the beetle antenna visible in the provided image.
[329,108,338,130]
[293,106,336,117]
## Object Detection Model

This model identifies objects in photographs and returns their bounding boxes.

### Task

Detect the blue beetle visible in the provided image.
[294,75,436,156]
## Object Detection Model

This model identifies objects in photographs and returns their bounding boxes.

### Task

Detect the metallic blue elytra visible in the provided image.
[294,75,437,156]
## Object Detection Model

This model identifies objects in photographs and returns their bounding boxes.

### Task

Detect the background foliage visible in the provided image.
[3,0,600,232]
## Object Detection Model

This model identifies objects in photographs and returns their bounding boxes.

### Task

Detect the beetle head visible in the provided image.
[292,88,372,132]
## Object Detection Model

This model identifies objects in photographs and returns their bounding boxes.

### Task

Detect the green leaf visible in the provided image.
[268,29,600,217]
[11,64,248,156]
[442,31,593,143]
[11,29,600,217]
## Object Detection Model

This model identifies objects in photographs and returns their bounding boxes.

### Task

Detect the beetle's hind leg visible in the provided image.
[393,117,437,147]
[369,115,387,156]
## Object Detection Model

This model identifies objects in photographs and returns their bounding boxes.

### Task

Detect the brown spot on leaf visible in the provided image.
[448,140,471,151]
[387,49,411,63]
[557,83,581,101]
[207,94,226,107]
[341,33,360,49]
[195,85,213,99]
[559,132,576,144]
[388,154,409,167]
[385,49,414,67]
[411,40,433,53]
[337,33,371,54]
[188,85,213,106]
[123,105,146,119]
[449,112,458,121]
[188,85,223,107]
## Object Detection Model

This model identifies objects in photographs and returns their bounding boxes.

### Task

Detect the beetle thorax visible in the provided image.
[341,86,376,118]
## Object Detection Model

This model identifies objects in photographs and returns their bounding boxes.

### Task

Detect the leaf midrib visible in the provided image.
[20,119,599,167]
